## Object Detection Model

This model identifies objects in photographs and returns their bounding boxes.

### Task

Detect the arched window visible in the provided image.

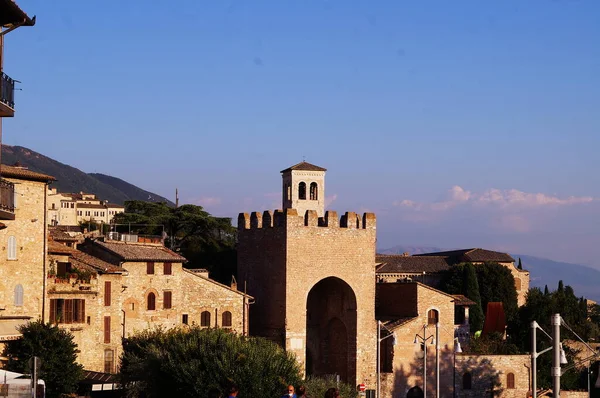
[14,284,23,307]
[147,292,156,310]
[427,309,439,325]
[298,182,306,200]
[310,182,318,200]
[201,311,211,327]
[7,236,16,260]
[222,311,232,328]
[463,372,472,390]
[507,372,515,389]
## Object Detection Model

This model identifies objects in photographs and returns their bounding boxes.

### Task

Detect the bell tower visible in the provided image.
[281,161,326,218]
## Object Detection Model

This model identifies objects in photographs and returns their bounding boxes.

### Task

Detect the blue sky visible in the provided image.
[4,1,600,268]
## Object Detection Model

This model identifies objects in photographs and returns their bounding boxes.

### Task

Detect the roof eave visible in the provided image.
[0,0,35,28]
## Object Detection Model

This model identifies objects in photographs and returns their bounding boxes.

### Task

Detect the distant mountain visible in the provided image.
[1,145,174,206]
[378,245,600,302]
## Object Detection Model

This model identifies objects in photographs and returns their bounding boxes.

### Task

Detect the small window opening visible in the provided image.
[298,182,306,200]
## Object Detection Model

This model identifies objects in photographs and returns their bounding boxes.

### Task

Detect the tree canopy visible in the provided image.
[113,201,236,283]
[120,326,302,398]
[2,321,84,398]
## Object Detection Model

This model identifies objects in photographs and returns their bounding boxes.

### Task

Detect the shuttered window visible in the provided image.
[104,316,111,343]
[147,293,156,310]
[104,281,111,306]
[222,311,232,328]
[200,311,211,327]
[7,236,16,260]
[163,291,172,309]
[104,349,114,374]
[163,262,172,275]
[64,300,73,323]
[14,285,23,307]
[146,262,155,274]
[50,299,85,324]
[427,309,439,325]
[507,373,515,389]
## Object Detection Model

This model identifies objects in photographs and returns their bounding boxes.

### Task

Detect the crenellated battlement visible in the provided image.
[238,208,376,231]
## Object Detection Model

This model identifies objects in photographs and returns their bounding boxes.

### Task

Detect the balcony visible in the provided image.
[0,72,16,117]
[0,179,15,220]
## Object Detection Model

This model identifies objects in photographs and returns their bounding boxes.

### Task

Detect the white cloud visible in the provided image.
[325,194,338,207]
[194,196,222,207]
[395,186,594,212]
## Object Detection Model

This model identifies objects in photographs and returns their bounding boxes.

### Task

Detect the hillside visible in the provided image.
[1,145,174,206]
[379,245,600,302]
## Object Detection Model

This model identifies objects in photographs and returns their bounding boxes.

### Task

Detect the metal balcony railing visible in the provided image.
[1,72,16,110]
[0,178,15,213]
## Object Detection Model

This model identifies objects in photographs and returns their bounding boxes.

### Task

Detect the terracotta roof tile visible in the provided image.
[376,254,450,274]
[0,0,35,27]
[94,241,186,262]
[49,228,79,242]
[280,161,327,173]
[70,251,126,274]
[451,294,476,306]
[48,240,77,255]
[77,204,105,209]
[415,248,514,263]
[1,164,54,182]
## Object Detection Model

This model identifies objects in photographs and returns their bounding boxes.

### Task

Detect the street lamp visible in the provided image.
[414,323,439,398]
[377,320,397,398]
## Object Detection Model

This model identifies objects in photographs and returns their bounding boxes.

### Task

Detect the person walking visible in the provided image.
[282,385,298,398]
[297,385,308,398]
[228,385,239,398]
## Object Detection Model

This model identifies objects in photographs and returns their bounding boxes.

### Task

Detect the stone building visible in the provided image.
[47,237,251,373]
[377,248,530,307]
[238,161,377,387]
[47,189,125,227]
[0,166,54,342]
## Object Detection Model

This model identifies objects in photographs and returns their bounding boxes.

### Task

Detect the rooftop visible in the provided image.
[93,240,186,262]
[280,161,327,173]
[415,248,515,263]
[0,0,35,27]
[376,254,451,274]
[1,164,55,182]
[70,251,126,274]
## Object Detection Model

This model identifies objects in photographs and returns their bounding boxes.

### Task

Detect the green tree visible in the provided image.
[544,285,549,295]
[2,321,84,398]
[120,326,302,398]
[464,263,484,332]
[113,201,237,284]
[517,257,523,270]
[475,262,519,325]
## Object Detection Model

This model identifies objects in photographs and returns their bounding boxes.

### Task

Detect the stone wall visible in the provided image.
[455,354,531,398]
[0,178,47,320]
[237,208,377,387]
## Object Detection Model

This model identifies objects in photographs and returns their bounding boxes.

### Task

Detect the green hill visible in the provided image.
[1,145,174,206]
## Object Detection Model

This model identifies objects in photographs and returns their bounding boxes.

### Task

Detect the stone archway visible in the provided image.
[306,277,357,384]
[406,386,424,398]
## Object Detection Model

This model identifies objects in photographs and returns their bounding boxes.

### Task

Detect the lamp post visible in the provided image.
[377,320,396,398]
[453,338,462,398]
[414,324,437,398]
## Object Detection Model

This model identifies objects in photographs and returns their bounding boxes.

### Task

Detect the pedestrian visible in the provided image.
[282,384,297,398]
[228,385,239,398]
[297,385,308,398]
[324,387,340,398]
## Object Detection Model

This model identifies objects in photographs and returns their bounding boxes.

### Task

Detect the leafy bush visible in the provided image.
[2,321,84,398]
[120,326,302,398]
[302,375,358,398]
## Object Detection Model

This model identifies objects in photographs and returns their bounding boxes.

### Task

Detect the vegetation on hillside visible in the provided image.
[113,200,236,283]
[2,321,84,398]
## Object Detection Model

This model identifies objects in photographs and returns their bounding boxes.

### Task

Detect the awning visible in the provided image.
[0,318,30,342]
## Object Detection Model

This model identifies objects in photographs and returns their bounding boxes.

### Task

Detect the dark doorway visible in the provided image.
[407,386,424,398]
[306,277,357,384]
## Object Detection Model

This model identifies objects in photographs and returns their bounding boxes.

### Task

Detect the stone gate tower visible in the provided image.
[237,161,377,388]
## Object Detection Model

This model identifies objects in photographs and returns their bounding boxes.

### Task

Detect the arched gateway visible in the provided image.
[306,277,357,383]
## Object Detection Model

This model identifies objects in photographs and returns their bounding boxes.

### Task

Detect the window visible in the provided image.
[104,349,114,373]
[298,182,306,200]
[52,203,56,210]
[201,311,211,327]
[49,299,86,324]
[286,184,291,201]
[182,314,189,325]
[164,262,172,275]
[147,262,155,275]
[104,281,111,306]
[104,316,111,343]
[507,373,515,389]
[427,309,439,325]
[222,311,232,328]
[310,182,318,200]
[14,285,23,307]
[463,372,472,390]
[163,291,172,309]
[147,293,156,310]
[515,278,522,291]
[7,236,16,260]
[71,203,74,208]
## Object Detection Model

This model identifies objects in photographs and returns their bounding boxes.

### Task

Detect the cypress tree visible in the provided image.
[544,285,549,295]
[517,257,523,270]
[464,263,484,332]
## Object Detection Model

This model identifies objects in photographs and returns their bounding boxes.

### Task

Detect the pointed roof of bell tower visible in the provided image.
[280,161,327,173]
